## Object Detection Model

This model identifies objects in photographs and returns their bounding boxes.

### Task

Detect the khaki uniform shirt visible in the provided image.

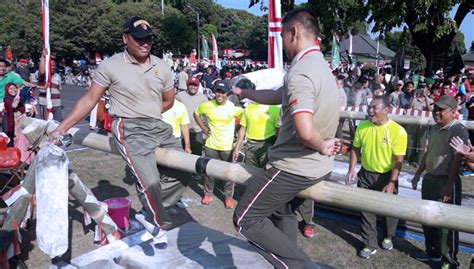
[268,46,340,178]
[94,50,174,119]
[425,121,469,176]
[177,71,188,90]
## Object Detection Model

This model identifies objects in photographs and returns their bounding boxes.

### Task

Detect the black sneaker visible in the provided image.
[413,251,441,262]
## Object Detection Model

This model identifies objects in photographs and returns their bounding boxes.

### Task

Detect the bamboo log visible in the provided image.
[18,118,474,234]
[68,173,118,234]
[340,110,474,130]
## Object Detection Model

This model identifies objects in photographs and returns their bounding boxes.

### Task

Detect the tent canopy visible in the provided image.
[338,34,395,60]
[463,51,474,65]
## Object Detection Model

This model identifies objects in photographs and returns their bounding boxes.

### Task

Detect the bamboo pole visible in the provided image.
[340,110,474,130]
[18,118,474,234]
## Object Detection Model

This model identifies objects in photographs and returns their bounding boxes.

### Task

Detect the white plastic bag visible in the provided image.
[35,143,69,258]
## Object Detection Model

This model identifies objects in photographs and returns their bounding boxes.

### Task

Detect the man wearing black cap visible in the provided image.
[50,16,190,232]
[411,95,469,268]
[194,80,243,209]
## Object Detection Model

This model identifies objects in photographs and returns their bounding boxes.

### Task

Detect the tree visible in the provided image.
[367,0,474,73]
[250,0,474,73]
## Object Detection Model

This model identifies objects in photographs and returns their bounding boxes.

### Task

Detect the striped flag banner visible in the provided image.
[268,0,283,70]
[42,0,53,121]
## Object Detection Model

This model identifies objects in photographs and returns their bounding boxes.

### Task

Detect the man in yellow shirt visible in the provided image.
[194,80,243,209]
[232,102,280,167]
[346,95,407,259]
[162,99,191,153]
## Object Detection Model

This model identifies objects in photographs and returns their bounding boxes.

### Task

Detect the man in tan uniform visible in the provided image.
[232,9,340,268]
[51,16,189,230]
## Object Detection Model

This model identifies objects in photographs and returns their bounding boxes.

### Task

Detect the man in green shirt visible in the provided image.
[346,95,407,259]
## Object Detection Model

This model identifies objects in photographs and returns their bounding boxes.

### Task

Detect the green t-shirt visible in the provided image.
[240,103,280,140]
[0,72,25,100]
[353,120,407,173]
[196,100,243,151]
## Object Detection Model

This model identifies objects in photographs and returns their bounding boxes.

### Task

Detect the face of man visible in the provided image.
[20,62,27,68]
[0,62,6,76]
[214,90,227,105]
[367,99,389,124]
[123,34,152,61]
[187,84,199,95]
[396,84,403,91]
[405,83,414,93]
[433,105,456,126]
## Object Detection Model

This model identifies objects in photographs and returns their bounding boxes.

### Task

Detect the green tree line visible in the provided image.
[0,0,268,61]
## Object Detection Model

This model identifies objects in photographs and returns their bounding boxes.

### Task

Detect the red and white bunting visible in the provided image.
[268,0,283,70]
[42,0,53,120]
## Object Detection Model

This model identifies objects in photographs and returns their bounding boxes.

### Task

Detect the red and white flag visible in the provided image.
[268,0,283,70]
[42,0,53,120]
[212,34,218,66]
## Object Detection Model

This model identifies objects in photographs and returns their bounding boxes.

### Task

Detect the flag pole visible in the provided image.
[41,0,53,121]
[268,0,283,70]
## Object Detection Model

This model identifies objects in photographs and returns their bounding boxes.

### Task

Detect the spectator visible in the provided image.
[389,80,404,108]
[15,58,31,82]
[346,95,407,259]
[176,76,208,157]
[38,50,63,121]
[398,81,415,109]
[455,93,468,120]
[162,99,192,154]
[412,95,469,268]
[177,66,188,92]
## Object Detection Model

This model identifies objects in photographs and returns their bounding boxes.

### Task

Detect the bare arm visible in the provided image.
[162,89,175,113]
[50,82,106,138]
[180,124,191,154]
[193,112,209,136]
[346,147,360,185]
[382,154,404,194]
[232,126,246,162]
[232,86,282,105]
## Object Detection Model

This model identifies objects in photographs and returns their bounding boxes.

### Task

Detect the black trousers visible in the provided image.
[357,167,399,248]
[422,174,461,267]
[233,167,329,269]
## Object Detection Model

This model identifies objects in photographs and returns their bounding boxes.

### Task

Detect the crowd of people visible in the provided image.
[1,8,473,269]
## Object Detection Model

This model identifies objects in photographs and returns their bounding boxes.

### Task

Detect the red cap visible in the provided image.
[188,76,200,86]
[225,72,232,78]
[19,58,28,63]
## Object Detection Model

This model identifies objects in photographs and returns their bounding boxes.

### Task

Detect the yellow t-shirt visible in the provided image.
[240,103,281,140]
[353,120,407,173]
[196,100,243,151]
[162,100,190,138]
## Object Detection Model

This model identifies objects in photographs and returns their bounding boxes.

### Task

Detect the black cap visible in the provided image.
[123,16,155,39]
[213,80,231,93]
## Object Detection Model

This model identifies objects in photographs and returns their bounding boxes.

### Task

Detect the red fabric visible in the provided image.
[0,147,21,169]
[3,85,25,142]
[104,113,113,132]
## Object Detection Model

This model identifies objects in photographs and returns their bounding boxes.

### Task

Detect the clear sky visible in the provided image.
[215,0,473,52]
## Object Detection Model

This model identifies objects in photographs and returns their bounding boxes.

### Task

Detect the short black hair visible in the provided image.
[282,8,320,38]
[372,95,390,108]
[0,58,7,64]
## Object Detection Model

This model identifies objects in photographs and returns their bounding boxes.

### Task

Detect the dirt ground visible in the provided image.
[13,148,474,269]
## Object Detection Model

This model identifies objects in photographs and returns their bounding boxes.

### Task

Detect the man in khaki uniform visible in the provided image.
[232,9,340,268]
[51,16,190,231]
[412,95,469,268]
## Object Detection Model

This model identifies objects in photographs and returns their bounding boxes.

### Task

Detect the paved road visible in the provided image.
[47,84,89,151]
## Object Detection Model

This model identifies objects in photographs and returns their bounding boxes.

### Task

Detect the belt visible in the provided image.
[39,93,61,99]
[247,136,276,143]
